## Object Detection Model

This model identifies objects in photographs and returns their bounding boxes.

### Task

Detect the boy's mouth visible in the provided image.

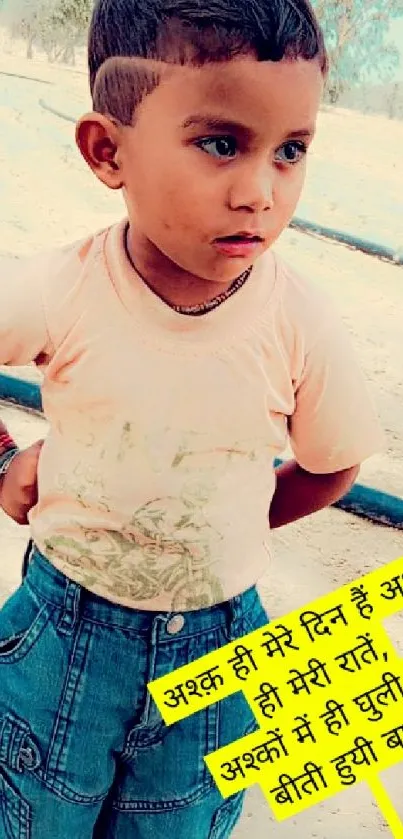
[213,232,264,257]
[216,233,264,243]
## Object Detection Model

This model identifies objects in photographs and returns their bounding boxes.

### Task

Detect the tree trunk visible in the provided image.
[387,84,399,120]
[26,27,34,60]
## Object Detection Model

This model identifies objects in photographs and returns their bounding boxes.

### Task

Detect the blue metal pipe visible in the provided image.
[333,484,403,529]
[1,373,402,530]
[290,217,403,266]
[0,373,42,412]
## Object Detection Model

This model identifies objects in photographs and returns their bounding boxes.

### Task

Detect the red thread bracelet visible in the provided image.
[0,432,17,453]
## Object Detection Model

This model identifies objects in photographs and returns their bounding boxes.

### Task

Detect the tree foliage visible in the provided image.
[1,0,403,97]
[43,0,93,63]
[313,0,403,102]
[0,0,93,62]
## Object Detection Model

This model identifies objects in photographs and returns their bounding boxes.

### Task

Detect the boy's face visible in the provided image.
[84,55,323,287]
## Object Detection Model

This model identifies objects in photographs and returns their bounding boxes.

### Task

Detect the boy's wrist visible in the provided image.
[0,429,18,457]
[0,447,19,478]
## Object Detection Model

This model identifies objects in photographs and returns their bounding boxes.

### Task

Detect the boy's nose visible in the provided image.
[228,167,274,213]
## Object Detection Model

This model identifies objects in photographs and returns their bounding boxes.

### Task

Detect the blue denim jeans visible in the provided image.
[0,547,269,839]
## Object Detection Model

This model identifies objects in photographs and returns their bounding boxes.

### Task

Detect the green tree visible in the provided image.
[42,0,93,63]
[0,0,50,58]
[0,0,93,62]
[313,0,403,102]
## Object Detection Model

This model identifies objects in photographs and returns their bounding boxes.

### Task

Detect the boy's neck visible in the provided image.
[125,223,246,309]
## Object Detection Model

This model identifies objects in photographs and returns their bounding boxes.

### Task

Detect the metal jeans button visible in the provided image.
[166,615,185,635]
[19,746,37,769]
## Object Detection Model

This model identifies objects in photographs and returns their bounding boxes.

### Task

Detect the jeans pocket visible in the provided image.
[0,769,31,839]
[0,584,52,665]
[209,790,244,839]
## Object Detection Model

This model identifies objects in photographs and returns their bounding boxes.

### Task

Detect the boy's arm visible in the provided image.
[0,252,53,366]
[0,437,43,525]
[269,460,359,529]
[273,286,384,530]
[0,253,53,523]
[0,420,44,525]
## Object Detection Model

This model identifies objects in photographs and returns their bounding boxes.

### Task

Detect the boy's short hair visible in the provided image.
[89,0,328,125]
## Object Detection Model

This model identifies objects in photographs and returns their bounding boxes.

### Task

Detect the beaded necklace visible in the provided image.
[124,226,252,317]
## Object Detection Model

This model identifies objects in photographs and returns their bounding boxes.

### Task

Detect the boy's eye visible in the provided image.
[196,136,238,159]
[275,141,307,165]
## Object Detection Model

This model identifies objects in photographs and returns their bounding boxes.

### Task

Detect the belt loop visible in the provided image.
[225,594,244,642]
[139,615,165,725]
[57,580,81,636]
[22,539,34,581]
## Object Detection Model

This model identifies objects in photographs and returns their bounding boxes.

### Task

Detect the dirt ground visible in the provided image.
[0,45,402,838]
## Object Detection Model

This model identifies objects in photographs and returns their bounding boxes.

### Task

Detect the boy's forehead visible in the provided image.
[144,56,323,133]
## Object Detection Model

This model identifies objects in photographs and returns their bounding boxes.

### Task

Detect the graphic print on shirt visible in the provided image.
[44,424,268,609]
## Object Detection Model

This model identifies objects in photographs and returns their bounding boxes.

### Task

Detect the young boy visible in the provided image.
[0,0,382,836]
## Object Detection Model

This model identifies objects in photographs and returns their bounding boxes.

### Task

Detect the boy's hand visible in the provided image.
[0,440,43,525]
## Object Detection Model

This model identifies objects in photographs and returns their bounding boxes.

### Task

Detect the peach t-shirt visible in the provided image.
[0,220,382,610]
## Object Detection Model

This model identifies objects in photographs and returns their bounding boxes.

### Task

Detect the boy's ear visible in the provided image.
[76,113,123,190]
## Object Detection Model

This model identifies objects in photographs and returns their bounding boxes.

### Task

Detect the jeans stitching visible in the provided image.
[112,779,215,812]
[32,770,108,805]
[0,768,31,839]
[0,604,54,666]
[45,620,94,787]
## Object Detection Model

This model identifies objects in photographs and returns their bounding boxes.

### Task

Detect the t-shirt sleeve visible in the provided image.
[0,251,55,366]
[288,301,384,474]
